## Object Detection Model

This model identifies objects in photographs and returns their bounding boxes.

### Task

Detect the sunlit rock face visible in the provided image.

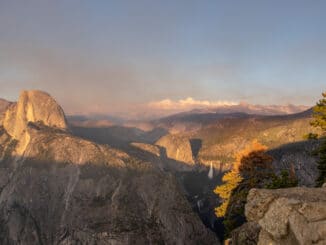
[156,134,195,165]
[232,187,326,245]
[0,99,11,126]
[131,142,161,157]
[3,90,67,155]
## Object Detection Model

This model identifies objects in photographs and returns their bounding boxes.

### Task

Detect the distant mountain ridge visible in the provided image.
[153,103,310,125]
[0,98,12,126]
[0,98,11,115]
[62,101,310,125]
[176,102,309,116]
[64,103,309,134]
[0,98,11,111]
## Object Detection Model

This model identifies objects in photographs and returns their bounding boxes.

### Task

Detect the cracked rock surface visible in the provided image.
[234,187,326,245]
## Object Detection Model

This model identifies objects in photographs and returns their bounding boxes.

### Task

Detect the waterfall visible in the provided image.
[197,200,203,212]
[208,162,213,179]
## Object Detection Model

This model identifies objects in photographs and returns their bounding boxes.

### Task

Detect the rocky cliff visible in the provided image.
[231,187,326,245]
[268,140,321,187]
[0,99,11,126]
[3,90,68,156]
[156,134,195,166]
[0,90,219,245]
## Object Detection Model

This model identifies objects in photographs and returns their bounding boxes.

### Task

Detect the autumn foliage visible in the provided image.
[214,140,271,217]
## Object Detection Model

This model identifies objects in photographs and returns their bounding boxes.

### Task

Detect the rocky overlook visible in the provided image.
[0,90,218,244]
[231,187,326,245]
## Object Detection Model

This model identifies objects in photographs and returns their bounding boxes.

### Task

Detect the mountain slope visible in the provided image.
[148,103,309,133]
[151,109,320,172]
[0,98,11,125]
[268,139,320,187]
[52,98,321,241]
[0,91,218,244]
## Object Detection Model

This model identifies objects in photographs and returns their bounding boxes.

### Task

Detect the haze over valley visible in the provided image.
[1,1,326,244]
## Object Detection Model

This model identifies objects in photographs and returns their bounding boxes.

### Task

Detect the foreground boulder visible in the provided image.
[232,187,326,245]
[0,90,219,244]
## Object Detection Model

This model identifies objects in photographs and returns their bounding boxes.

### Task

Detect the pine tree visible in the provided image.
[316,140,326,186]
[311,92,326,131]
[311,92,326,186]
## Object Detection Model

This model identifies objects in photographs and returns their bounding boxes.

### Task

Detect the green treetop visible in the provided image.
[311,92,326,132]
[311,92,326,186]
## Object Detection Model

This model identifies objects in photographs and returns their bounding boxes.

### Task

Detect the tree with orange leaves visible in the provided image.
[215,139,299,237]
[214,140,269,218]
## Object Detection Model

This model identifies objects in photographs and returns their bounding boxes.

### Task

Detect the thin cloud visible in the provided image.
[148,97,238,110]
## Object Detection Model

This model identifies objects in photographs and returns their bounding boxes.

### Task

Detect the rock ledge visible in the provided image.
[232,187,326,245]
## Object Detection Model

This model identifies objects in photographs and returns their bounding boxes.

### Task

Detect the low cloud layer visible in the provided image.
[148,97,238,111]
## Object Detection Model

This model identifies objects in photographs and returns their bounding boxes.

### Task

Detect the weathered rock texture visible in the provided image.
[156,134,195,165]
[268,140,320,187]
[230,222,261,245]
[236,187,326,245]
[0,90,218,244]
[0,99,11,126]
[3,90,67,155]
[3,90,67,136]
[130,142,161,157]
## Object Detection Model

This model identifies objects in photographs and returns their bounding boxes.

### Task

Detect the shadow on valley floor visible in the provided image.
[267,138,321,159]
[70,125,229,241]
[71,125,168,149]
[35,123,318,242]
[125,142,228,241]
[190,138,202,160]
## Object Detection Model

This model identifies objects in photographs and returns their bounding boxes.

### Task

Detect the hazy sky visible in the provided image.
[0,0,325,116]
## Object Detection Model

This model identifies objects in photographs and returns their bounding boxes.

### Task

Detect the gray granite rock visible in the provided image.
[242,188,326,245]
[0,90,219,245]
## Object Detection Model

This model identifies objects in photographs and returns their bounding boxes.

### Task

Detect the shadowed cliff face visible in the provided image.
[0,90,219,245]
[268,140,321,187]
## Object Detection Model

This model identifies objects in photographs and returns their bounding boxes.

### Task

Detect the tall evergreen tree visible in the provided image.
[311,92,326,186]
[315,141,326,186]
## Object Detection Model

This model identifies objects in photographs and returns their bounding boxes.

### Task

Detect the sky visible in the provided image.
[0,0,325,117]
